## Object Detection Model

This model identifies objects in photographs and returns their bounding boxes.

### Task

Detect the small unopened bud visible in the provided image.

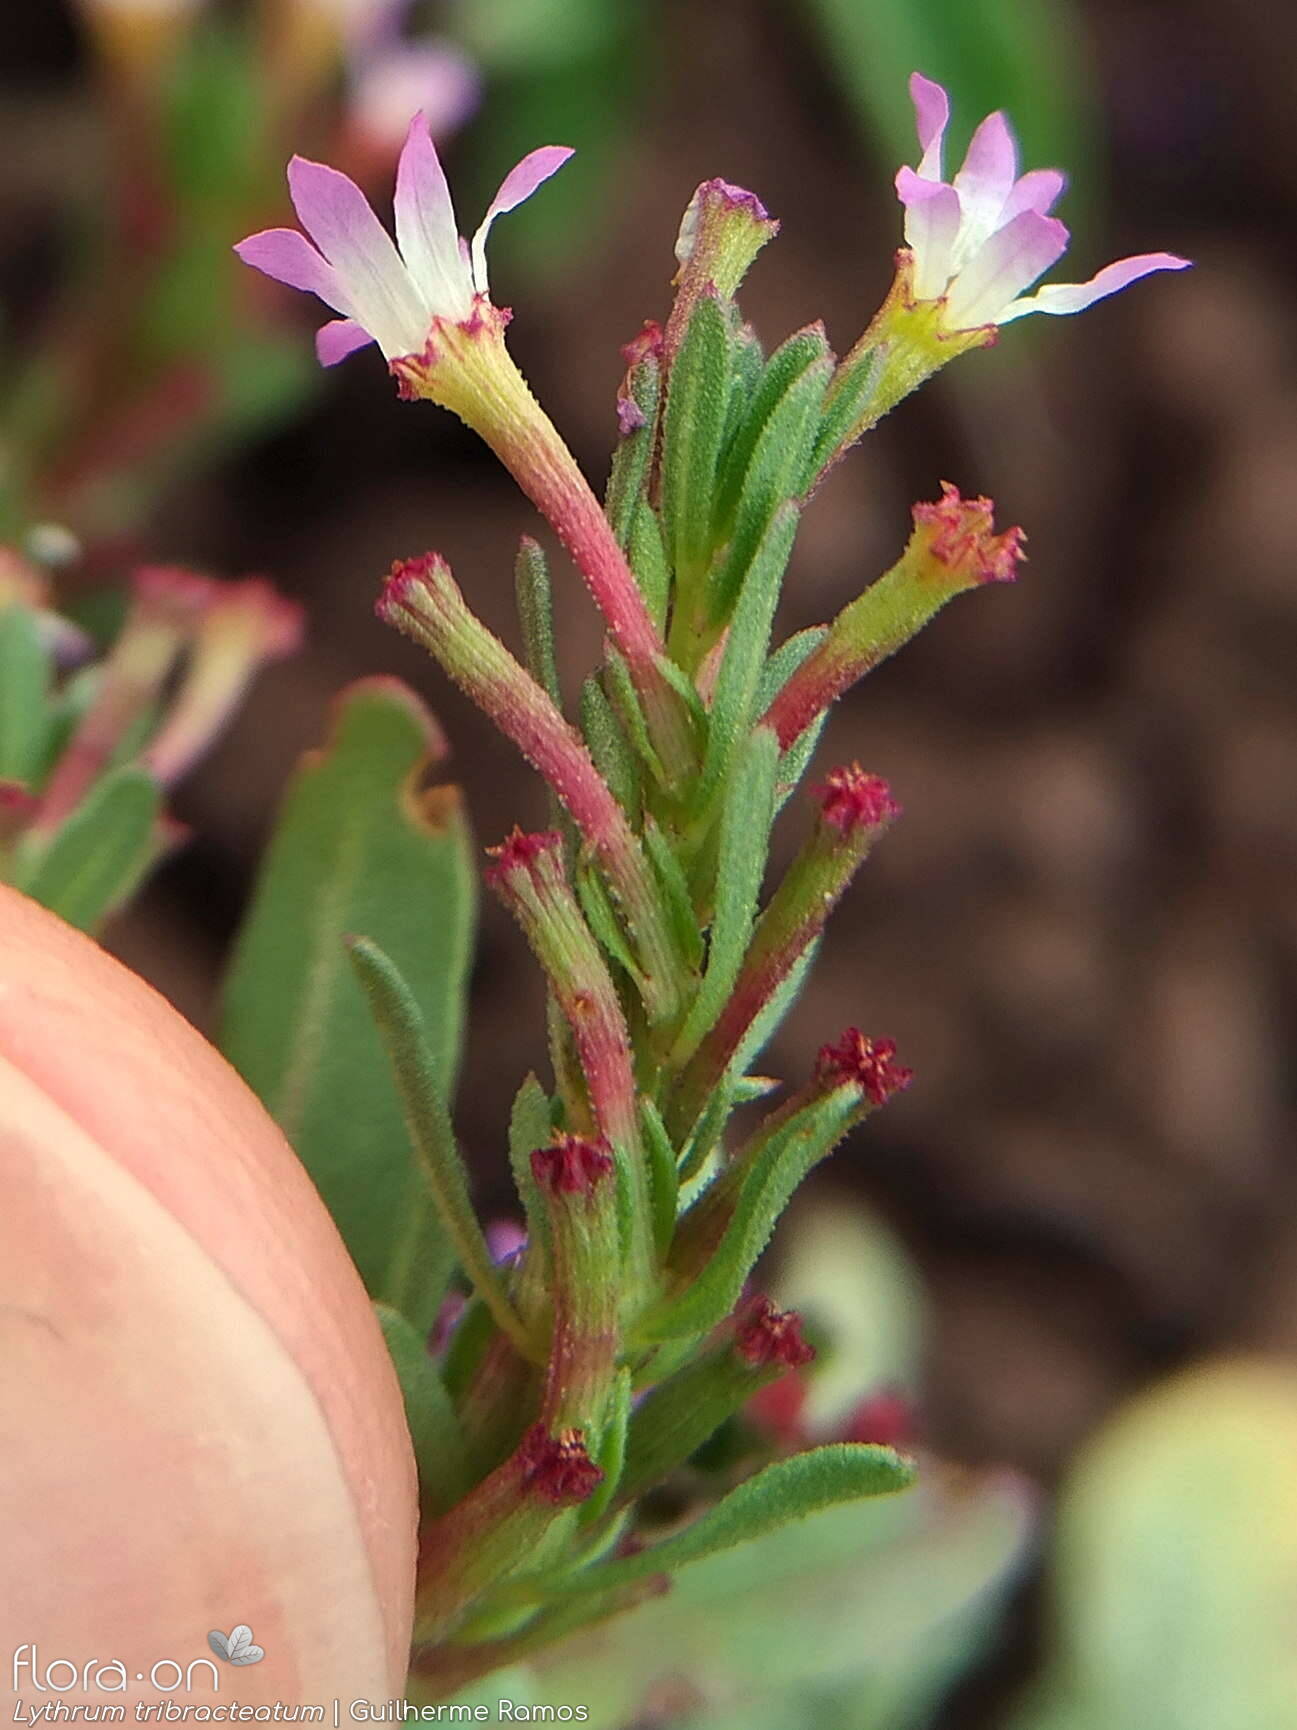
[518,1423,604,1506]
[910,483,1025,589]
[674,179,779,297]
[812,765,900,833]
[734,1297,815,1371]
[531,1133,614,1197]
[815,1028,913,1106]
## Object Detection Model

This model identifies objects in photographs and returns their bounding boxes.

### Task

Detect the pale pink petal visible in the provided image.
[469,144,574,293]
[1000,167,1067,223]
[234,228,352,315]
[287,155,425,358]
[952,110,1020,255]
[944,210,1069,329]
[999,250,1193,322]
[910,72,950,179]
[895,168,961,299]
[393,112,474,322]
[316,318,375,365]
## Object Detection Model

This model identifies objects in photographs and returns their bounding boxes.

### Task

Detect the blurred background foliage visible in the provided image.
[2,0,1295,1725]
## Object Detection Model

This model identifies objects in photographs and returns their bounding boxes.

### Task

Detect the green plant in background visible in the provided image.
[0,550,300,931]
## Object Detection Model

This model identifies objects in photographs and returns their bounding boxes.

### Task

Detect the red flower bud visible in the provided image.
[815,1028,914,1105]
[734,1296,816,1370]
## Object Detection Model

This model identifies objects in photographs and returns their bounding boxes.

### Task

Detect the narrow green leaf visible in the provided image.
[579,673,640,820]
[514,537,562,709]
[708,355,831,622]
[347,936,539,1362]
[581,1366,633,1526]
[660,289,732,587]
[17,766,161,932]
[642,1088,858,1343]
[719,325,766,461]
[374,1302,473,1516]
[601,648,667,789]
[673,726,781,1065]
[0,606,51,784]
[506,1444,914,1604]
[605,352,661,549]
[626,500,670,637]
[219,679,475,1329]
[698,504,801,809]
[776,709,829,813]
[575,856,644,987]
[508,1073,553,1248]
[643,815,705,972]
[807,346,884,482]
[715,326,831,535]
[640,1096,680,1261]
[757,626,827,713]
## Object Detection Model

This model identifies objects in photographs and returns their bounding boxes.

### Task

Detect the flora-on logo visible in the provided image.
[206,1627,264,1667]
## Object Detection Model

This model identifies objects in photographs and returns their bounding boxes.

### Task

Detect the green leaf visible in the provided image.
[600,648,667,789]
[374,1302,473,1517]
[16,766,161,932]
[581,1366,633,1527]
[514,537,562,710]
[643,815,705,973]
[0,606,51,784]
[698,504,801,809]
[708,355,830,622]
[673,726,781,1066]
[508,1073,554,1248]
[756,626,827,714]
[574,855,644,988]
[715,326,831,537]
[1008,1360,1297,1730]
[579,673,640,821]
[347,936,539,1363]
[218,679,475,1329]
[643,1088,859,1343]
[605,354,662,550]
[626,500,670,637]
[640,1097,680,1261]
[505,1444,914,1604]
[660,289,732,589]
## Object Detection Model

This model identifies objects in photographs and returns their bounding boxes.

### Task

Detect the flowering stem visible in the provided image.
[395,312,696,789]
[487,832,654,1296]
[666,771,898,1139]
[763,486,1024,749]
[380,554,688,1026]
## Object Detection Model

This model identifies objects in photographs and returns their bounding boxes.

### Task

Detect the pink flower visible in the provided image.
[0,885,416,1705]
[235,117,572,367]
[896,72,1190,331]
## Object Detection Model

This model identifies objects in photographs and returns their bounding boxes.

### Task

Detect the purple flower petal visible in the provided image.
[1001,167,1067,223]
[469,144,574,292]
[944,210,1069,329]
[1000,250,1193,322]
[287,154,425,358]
[909,72,950,179]
[393,112,474,322]
[315,318,375,366]
[895,168,961,299]
[233,228,351,314]
[952,110,1019,254]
